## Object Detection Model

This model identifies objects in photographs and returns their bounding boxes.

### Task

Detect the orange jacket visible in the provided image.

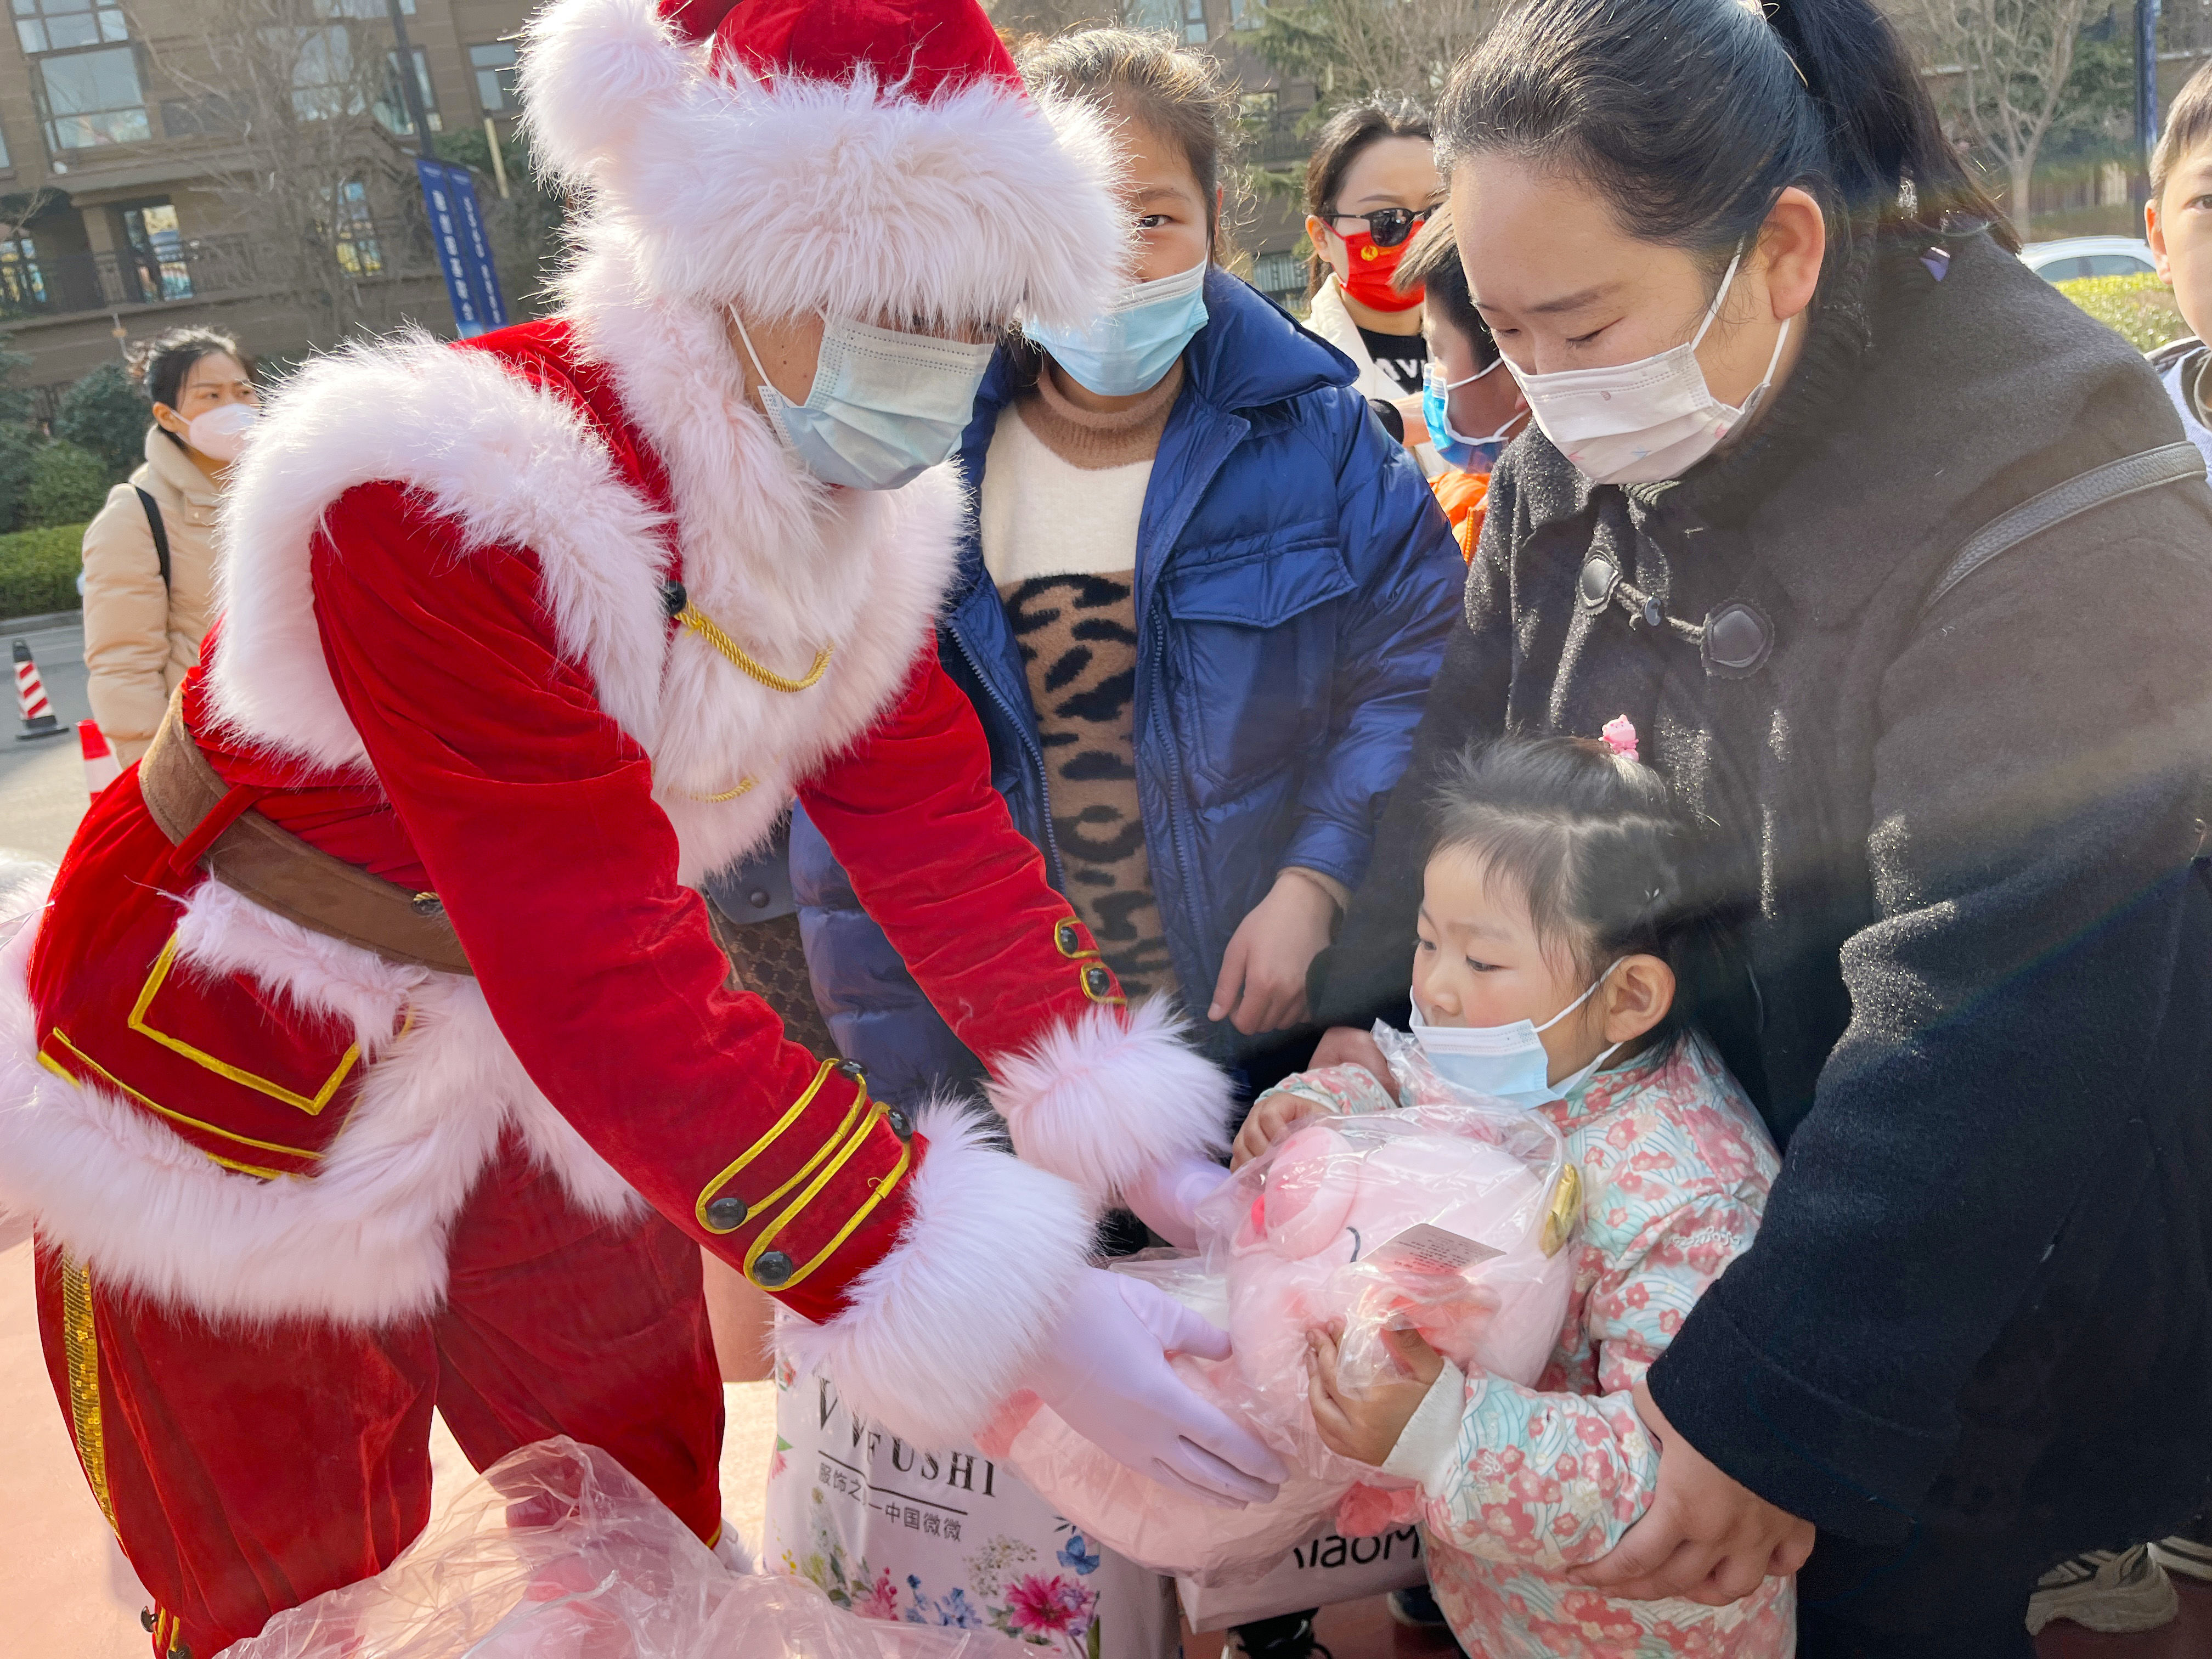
[1431,468,1490,561]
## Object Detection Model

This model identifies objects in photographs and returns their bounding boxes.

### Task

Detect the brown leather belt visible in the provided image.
[138,688,473,976]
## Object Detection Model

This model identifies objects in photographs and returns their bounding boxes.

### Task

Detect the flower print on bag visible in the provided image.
[1056,1526,1102,1575]
[856,1568,902,1621]
[769,1435,791,1482]
[1002,1574,1099,1638]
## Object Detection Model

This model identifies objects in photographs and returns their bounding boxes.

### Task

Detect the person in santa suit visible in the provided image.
[0,1,1288,1651]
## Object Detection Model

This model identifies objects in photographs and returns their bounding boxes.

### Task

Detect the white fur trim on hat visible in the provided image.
[520,0,1127,329]
[984,997,1233,1207]
[781,1103,1090,1449]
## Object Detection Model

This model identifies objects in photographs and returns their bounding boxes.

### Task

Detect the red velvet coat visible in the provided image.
[2,319,1230,1449]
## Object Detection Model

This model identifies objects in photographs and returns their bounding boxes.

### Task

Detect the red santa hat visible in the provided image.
[519,0,1128,331]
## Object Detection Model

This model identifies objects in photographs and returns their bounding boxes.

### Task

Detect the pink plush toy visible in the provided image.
[983,1091,1577,1585]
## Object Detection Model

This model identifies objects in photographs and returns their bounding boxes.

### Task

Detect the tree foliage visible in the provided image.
[23,442,112,531]
[1244,0,1494,119]
[1915,0,2103,214]
[55,363,150,482]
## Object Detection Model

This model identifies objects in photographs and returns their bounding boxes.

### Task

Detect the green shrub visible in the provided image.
[54,361,149,480]
[0,521,86,617]
[24,440,112,529]
[2053,272,2191,353]
[0,422,37,533]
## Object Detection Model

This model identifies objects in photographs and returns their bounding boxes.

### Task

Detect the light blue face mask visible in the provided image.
[1023,257,1209,397]
[1408,963,1622,1109]
[733,309,996,491]
[1422,356,1524,475]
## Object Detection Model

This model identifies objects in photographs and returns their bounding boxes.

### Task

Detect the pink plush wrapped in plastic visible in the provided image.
[986,1044,1577,1585]
[225,1436,1030,1659]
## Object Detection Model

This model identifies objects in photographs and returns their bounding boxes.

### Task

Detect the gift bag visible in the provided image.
[764,1342,1178,1659]
[1173,1523,1429,1633]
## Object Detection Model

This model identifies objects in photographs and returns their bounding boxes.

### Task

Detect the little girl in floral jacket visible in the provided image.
[1240,728,1795,1658]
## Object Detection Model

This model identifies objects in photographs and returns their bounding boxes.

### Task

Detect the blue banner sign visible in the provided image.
[415,157,509,338]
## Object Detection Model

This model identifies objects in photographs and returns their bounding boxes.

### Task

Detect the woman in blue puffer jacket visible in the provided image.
[792,31,1463,1116]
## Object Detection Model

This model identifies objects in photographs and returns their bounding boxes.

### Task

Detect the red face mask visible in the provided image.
[1337,228,1424,313]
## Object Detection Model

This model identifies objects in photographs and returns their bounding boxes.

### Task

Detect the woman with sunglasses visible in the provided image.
[1301,98,1444,462]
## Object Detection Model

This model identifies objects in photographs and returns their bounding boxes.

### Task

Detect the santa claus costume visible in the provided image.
[0,1,1262,1652]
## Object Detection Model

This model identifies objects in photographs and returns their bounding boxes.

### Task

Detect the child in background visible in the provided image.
[1237,727,1795,1658]
[1390,208,1528,559]
[2129,54,2212,1599]
[2148,59,2212,471]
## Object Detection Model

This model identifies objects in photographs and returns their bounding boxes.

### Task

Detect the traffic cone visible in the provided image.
[13,639,66,741]
[79,719,119,795]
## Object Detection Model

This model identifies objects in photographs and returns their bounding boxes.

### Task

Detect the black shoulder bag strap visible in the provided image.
[1919,441,2207,622]
[134,486,171,591]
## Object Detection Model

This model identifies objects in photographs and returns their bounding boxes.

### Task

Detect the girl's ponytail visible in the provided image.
[1436,0,2016,286]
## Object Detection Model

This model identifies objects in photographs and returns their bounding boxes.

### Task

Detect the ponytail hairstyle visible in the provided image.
[1426,732,1746,1052]
[1017,27,1238,252]
[1303,94,1434,295]
[1435,0,2015,298]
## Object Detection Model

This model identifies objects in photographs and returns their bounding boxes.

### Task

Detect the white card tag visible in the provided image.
[1366,1222,1502,1274]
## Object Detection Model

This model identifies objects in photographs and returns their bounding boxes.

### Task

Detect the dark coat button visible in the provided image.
[752,1249,795,1288]
[1083,964,1113,997]
[705,1195,748,1230]
[746,887,771,909]
[410,891,445,917]
[1056,921,1082,955]
[1702,601,1774,674]
[837,1058,866,1083]
[887,1108,913,1140]
[1579,555,1618,609]
[141,1611,157,1634]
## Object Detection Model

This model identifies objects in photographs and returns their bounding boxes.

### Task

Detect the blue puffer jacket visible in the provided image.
[792,269,1463,1102]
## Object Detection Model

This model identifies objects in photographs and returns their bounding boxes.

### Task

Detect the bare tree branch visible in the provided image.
[1913,0,2097,215]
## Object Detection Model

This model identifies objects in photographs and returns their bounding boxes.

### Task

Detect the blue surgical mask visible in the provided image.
[1408,964,1622,1110]
[733,309,996,491]
[1423,356,1525,474]
[1023,258,1208,397]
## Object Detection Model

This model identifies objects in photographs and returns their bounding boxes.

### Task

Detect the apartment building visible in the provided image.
[0,0,535,404]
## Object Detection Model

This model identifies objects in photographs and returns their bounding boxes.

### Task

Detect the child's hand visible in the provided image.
[1306,1321,1446,1466]
[1232,1087,1338,1169]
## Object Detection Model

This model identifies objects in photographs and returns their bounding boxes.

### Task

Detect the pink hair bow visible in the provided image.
[1600,715,1639,762]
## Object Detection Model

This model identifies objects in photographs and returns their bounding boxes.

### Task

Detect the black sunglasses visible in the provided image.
[1324,205,1435,248]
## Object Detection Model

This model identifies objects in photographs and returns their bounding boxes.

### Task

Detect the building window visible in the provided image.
[1131,0,1207,42]
[330,178,382,276]
[13,0,128,56]
[0,235,45,311]
[0,119,12,168]
[1254,249,1305,302]
[36,44,150,150]
[379,46,439,134]
[120,201,190,300]
[470,42,517,114]
[1230,0,1261,26]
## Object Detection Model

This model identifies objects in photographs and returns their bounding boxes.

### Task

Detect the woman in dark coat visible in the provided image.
[1310,0,2212,1652]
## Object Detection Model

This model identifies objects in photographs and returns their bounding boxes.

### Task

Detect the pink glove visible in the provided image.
[1025,1268,1288,1508]
[1122,1152,1232,1250]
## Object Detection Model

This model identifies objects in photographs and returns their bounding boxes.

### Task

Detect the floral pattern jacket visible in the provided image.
[1261,1031,1796,1656]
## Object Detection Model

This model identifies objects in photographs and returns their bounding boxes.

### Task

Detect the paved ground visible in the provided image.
[0,618,93,867]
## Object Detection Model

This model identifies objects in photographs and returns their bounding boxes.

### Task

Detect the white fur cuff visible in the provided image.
[780,1104,1090,1452]
[983,997,1233,1207]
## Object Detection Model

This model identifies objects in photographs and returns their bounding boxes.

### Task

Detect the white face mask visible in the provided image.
[184,402,257,464]
[1409,963,1622,1110]
[1505,247,1790,486]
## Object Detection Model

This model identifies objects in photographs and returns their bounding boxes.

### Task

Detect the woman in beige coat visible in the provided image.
[80,329,258,764]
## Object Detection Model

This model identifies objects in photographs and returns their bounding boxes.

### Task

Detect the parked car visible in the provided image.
[2021,236,2159,283]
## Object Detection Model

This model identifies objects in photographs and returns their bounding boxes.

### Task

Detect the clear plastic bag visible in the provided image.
[225,1436,1032,1659]
[988,1066,1576,1584]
